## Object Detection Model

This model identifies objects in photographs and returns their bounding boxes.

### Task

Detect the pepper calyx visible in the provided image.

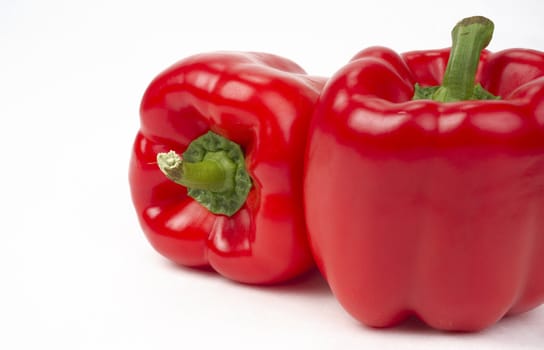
[156,131,252,216]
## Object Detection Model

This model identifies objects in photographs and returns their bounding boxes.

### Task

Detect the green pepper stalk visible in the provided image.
[413,16,500,101]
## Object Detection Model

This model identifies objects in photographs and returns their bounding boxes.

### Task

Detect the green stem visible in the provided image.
[412,16,499,102]
[157,150,235,193]
[433,16,494,102]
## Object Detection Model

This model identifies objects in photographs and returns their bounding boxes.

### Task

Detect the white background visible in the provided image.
[1,0,543,348]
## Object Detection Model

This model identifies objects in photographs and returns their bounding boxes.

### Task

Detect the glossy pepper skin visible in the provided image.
[304,44,544,330]
[130,52,324,284]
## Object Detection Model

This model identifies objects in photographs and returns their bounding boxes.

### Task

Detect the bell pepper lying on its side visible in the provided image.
[304,16,544,330]
[130,52,324,284]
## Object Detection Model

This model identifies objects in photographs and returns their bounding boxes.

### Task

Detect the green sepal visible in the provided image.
[472,83,501,100]
[412,83,440,100]
[412,82,500,101]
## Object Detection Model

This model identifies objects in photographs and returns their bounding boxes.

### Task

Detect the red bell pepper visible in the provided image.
[130,51,324,284]
[304,16,544,330]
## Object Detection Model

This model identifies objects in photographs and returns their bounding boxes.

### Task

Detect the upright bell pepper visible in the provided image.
[304,16,544,330]
[130,51,324,284]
